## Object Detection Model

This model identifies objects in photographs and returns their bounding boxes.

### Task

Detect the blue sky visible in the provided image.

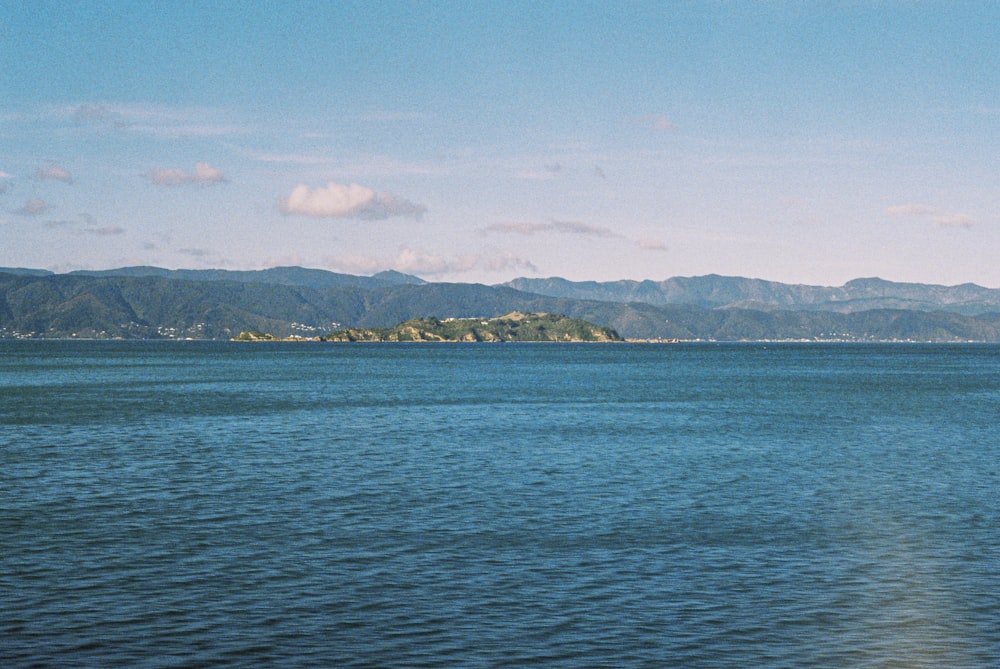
[2,1,999,286]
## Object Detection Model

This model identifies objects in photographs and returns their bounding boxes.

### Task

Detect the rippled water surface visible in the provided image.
[3,341,999,667]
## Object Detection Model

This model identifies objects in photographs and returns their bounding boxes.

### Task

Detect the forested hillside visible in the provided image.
[3,269,1000,341]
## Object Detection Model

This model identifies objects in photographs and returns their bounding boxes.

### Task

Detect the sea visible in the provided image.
[2,341,999,667]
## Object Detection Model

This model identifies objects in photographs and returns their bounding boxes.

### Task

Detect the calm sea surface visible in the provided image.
[2,341,999,667]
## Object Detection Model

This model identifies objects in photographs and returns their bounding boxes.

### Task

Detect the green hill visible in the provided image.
[321,312,623,342]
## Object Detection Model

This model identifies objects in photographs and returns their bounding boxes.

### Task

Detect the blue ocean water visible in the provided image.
[2,341,999,667]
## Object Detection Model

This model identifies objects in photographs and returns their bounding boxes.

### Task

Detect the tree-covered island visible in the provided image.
[234,312,623,342]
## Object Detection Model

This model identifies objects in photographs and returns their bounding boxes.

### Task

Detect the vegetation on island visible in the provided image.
[231,331,320,342]
[320,312,623,342]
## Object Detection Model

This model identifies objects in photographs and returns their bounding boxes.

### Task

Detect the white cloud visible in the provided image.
[147,168,187,186]
[885,203,975,228]
[191,162,225,182]
[279,182,426,220]
[146,162,227,187]
[36,164,73,184]
[324,247,536,277]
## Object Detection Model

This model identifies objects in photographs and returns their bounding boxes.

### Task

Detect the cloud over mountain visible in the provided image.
[325,247,536,277]
[279,182,426,220]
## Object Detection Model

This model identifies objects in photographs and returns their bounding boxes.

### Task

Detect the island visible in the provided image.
[230,331,321,342]
[232,312,623,343]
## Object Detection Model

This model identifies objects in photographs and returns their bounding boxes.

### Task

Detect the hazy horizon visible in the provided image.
[3,2,999,287]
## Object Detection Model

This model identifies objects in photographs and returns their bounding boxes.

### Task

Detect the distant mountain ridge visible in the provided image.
[7,266,997,314]
[62,266,426,290]
[3,266,1000,341]
[503,275,1000,315]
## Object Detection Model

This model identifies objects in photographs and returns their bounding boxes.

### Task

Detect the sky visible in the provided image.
[2,1,999,287]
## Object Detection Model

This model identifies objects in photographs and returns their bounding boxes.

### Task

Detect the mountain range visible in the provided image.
[505,275,1000,315]
[3,266,1000,341]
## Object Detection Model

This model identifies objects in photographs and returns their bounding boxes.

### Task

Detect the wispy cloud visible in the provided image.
[279,182,426,220]
[65,103,253,138]
[636,114,676,130]
[44,220,74,229]
[355,110,432,123]
[132,123,252,139]
[71,103,124,127]
[932,213,976,228]
[341,156,445,178]
[482,219,667,253]
[12,199,49,216]
[885,203,975,228]
[247,151,444,178]
[88,225,125,236]
[39,213,125,236]
[146,162,227,187]
[35,164,73,184]
[254,152,334,165]
[481,220,625,239]
[885,204,937,217]
[637,238,668,251]
[177,247,214,260]
[322,247,537,277]
[513,162,565,181]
